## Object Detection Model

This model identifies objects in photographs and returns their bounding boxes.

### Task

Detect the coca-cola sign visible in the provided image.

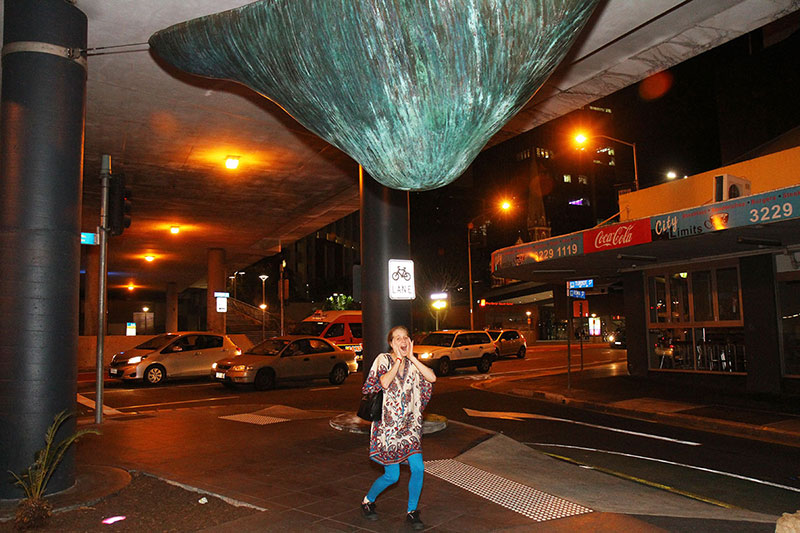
[583,219,652,254]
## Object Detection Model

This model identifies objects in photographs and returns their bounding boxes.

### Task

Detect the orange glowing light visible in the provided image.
[170,225,180,234]
[225,156,240,169]
[127,283,135,291]
[144,255,155,262]
[500,200,511,211]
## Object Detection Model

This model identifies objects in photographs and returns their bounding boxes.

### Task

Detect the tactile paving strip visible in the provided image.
[425,459,593,522]
[219,413,289,425]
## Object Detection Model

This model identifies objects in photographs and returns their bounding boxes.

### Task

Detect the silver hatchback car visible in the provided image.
[212,335,356,390]
[109,332,241,385]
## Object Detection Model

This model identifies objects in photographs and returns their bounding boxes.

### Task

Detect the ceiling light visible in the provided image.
[142,306,149,312]
[225,155,240,169]
[144,255,155,262]
[170,225,180,234]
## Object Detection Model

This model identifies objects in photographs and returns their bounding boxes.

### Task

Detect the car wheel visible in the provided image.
[477,354,492,373]
[254,368,276,391]
[516,346,526,359]
[436,357,452,376]
[329,364,348,385]
[144,364,166,385]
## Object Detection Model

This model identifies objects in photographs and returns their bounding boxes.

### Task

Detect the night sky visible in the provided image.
[409,14,800,301]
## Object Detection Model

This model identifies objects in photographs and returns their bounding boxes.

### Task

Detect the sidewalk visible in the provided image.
[484,366,800,448]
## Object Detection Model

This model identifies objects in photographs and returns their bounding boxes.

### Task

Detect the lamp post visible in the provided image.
[259,274,268,340]
[279,260,286,336]
[574,133,639,191]
[259,303,267,341]
[467,201,512,329]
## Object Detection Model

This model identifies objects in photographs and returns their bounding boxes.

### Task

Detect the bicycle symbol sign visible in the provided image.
[388,259,416,300]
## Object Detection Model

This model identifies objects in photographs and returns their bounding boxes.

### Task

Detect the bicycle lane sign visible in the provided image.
[388,259,416,300]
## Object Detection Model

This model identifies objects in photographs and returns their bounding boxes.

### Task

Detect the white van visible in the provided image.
[291,310,363,356]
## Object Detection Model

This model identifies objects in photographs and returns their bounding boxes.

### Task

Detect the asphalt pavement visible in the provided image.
[2,365,799,531]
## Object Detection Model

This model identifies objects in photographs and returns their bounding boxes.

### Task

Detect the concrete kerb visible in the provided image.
[329,412,448,434]
[510,388,800,448]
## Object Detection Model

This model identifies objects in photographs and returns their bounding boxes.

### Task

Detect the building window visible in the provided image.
[646,263,744,373]
[515,149,531,161]
[563,174,572,183]
[577,176,588,185]
[535,147,552,159]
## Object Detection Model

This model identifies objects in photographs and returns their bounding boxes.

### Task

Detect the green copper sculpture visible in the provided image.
[150,0,598,191]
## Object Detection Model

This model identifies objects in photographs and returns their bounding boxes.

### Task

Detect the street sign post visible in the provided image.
[388,259,415,300]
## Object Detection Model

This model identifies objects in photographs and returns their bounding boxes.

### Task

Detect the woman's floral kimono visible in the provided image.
[362,353,433,465]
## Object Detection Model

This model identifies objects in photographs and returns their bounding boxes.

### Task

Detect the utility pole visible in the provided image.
[95,155,111,424]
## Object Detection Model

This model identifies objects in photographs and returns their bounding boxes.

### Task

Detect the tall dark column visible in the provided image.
[360,168,411,375]
[623,271,648,377]
[741,254,782,394]
[0,1,88,497]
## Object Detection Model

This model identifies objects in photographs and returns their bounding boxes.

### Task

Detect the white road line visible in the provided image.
[76,393,123,415]
[464,408,701,446]
[528,443,800,493]
[119,396,238,410]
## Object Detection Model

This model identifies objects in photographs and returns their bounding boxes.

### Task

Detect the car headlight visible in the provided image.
[211,362,217,369]
[608,334,615,342]
[231,364,253,372]
[127,355,145,364]
[417,352,432,360]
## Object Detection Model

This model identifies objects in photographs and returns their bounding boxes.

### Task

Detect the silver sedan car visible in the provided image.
[212,335,356,390]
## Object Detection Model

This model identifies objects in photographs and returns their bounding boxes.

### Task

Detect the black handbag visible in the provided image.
[357,389,383,422]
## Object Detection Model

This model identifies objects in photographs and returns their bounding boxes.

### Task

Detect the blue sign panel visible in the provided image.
[568,279,594,289]
[651,184,800,240]
[80,232,98,245]
[568,289,586,299]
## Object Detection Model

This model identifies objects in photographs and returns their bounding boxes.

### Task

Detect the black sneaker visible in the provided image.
[361,501,378,521]
[406,510,424,530]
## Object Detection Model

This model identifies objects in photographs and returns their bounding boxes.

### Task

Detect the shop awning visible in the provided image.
[491,184,800,284]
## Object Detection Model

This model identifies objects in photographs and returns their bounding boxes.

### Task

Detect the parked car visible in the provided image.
[412,330,495,376]
[212,335,355,390]
[109,332,241,385]
[608,329,627,349]
[487,329,527,359]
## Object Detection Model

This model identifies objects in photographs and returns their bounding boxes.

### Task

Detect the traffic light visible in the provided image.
[108,173,131,236]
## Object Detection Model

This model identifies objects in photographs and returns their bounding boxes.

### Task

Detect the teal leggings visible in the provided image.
[366,453,424,513]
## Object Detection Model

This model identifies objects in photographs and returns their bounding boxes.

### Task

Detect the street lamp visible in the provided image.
[574,133,639,191]
[259,303,267,340]
[279,260,286,336]
[467,200,512,329]
[259,274,269,340]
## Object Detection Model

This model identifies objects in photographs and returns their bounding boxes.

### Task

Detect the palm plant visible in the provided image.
[9,410,100,530]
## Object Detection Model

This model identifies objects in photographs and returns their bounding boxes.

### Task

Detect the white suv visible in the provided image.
[413,330,495,376]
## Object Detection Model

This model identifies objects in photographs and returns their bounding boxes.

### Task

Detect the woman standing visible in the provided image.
[361,325,437,530]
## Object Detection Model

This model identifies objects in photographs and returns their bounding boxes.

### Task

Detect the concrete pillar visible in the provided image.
[741,254,782,394]
[623,271,648,377]
[165,282,179,332]
[359,167,411,376]
[0,0,87,498]
[207,249,226,333]
[83,245,100,335]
